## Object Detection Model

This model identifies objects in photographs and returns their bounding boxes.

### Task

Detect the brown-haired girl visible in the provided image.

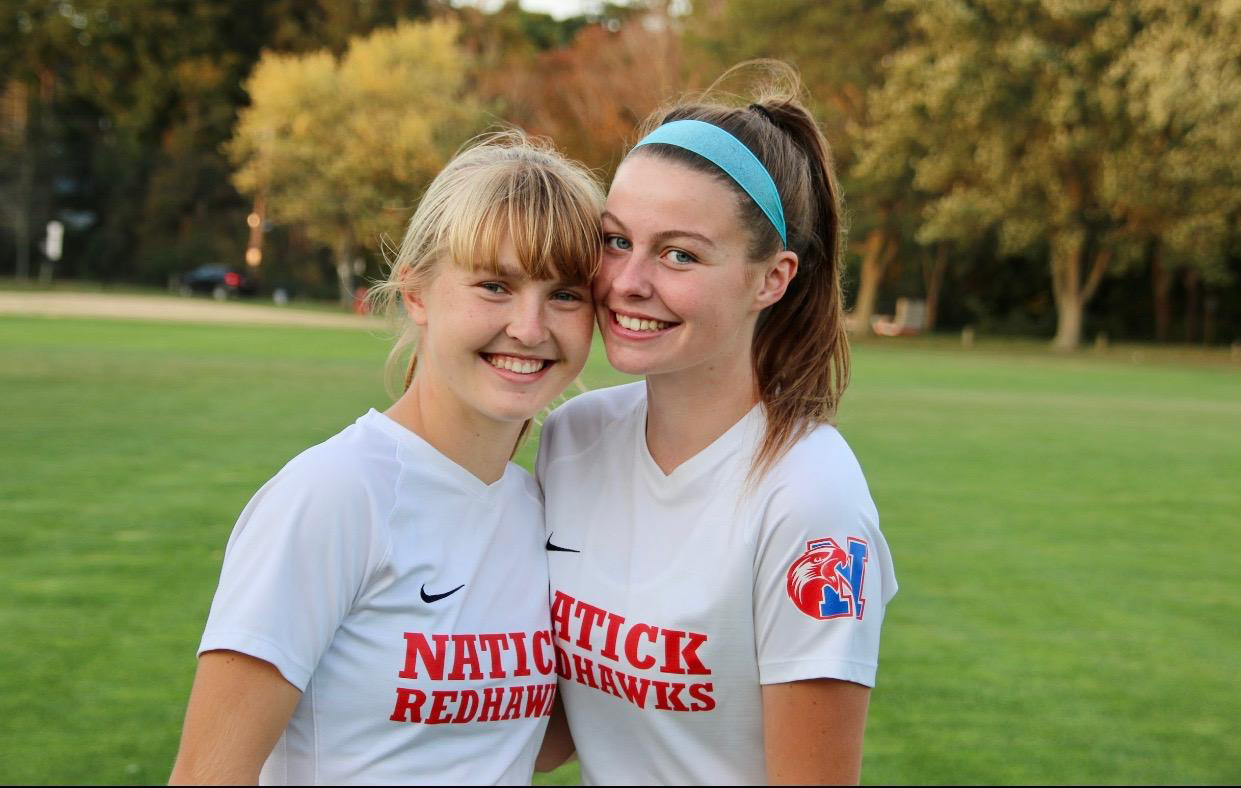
[535,65,897,784]
[170,131,602,785]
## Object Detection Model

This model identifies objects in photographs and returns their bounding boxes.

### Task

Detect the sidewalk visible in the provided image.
[0,291,383,330]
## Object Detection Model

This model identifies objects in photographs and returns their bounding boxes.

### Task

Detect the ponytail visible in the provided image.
[631,62,850,479]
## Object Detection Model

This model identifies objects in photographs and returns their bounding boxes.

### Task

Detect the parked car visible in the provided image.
[180,265,258,299]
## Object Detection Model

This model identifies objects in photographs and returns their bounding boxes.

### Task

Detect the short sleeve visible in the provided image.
[752,440,897,688]
[197,451,387,690]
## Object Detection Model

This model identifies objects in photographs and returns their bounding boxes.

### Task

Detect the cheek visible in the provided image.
[592,256,621,302]
[557,307,597,360]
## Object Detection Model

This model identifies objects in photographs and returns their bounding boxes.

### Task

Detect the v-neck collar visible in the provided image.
[633,394,763,498]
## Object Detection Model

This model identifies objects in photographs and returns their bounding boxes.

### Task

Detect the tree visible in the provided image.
[228,19,485,303]
[858,1,1141,349]
[1100,0,1241,342]
[686,0,911,330]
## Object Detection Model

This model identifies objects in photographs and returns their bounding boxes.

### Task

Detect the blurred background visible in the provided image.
[1,0,1239,784]
[3,0,1240,347]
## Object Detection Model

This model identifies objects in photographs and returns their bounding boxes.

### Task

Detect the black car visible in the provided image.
[180,264,258,299]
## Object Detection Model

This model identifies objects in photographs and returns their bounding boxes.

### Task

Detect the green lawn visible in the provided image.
[1,315,1238,784]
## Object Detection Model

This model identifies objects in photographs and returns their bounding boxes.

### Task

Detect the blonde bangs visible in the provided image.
[437,150,603,286]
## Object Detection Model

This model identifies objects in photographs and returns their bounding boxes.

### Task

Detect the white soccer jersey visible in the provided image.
[536,383,897,785]
[198,409,557,785]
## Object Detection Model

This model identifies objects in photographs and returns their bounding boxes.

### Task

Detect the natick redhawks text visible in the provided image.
[549,590,716,713]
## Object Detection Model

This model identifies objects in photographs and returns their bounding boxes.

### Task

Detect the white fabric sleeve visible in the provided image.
[752,461,897,688]
[197,451,385,691]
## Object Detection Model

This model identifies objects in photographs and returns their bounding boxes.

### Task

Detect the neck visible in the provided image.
[384,374,520,485]
[644,347,759,475]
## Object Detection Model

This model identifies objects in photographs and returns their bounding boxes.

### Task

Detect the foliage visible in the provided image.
[0,1,1237,343]
[228,19,486,302]
[855,0,1241,348]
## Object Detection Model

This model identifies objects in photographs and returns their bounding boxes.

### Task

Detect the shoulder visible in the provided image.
[758,423,878,535]
[540,382,644,455]
[237,417,400,541]
[278,420,396,503]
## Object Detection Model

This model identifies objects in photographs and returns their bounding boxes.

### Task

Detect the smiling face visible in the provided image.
[407,237,595,426]
[596,153,794,382]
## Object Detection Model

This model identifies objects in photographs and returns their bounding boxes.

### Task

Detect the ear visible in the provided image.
[403,288,429,327]
[753,251,798,311]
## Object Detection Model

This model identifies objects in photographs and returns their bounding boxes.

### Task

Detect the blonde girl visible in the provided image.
[170,132,602,785]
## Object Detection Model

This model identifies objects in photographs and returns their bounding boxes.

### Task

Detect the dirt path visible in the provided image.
[0,291,384,330]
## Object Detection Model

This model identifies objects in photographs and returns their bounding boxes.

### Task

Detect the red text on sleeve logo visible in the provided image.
[785,537,869,620]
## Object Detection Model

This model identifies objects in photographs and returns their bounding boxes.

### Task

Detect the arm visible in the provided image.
[168,650,302,785]
[534,695,576,772]
[762,678,870,785]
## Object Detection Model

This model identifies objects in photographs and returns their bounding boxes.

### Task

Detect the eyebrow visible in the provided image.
[602,211,715,249]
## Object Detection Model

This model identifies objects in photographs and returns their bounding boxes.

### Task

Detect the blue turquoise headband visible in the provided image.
[632,119,787,248]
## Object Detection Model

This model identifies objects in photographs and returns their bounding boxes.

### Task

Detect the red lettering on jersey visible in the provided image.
[399,633,449,680]
[389,687,426,722]
[553,642,572,680]
[525,683,554,717]
[447,634,484,680]
[532,630,554,675]
[688,682,716,712]
[426,690,457,724]
[543,683,557,716]
[454,689,479,723]
[550,590,574,642]
[501,685,525,720]
[652,679,690,712]
[478,687,504,722]
[597,663,623,699]
[600,611,625,661]
[660,629,711,675]
[625,623,658,670]
[616,672,650,709]
[574,600,607,650]
[509,630,531,677]
[572,653,600,689]
[477,633,509,679]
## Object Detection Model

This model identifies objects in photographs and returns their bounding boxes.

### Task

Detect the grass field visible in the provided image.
[1,314,1239,784]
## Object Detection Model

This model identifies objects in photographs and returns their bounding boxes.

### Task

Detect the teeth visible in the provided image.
[486,354,546,374]
[616,313,670,332]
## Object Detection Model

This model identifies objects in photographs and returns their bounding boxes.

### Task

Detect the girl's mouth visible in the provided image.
[480,353,553,376]
[609,309,679,337]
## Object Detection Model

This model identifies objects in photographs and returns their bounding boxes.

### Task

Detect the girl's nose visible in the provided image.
[506,295,550,346]
[605,251,654,301]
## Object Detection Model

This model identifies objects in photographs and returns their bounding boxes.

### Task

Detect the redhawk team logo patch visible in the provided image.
[785,537,869,620]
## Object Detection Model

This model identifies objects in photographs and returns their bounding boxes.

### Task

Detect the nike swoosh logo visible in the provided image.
[420,583,465,603]
[545,534,580,553]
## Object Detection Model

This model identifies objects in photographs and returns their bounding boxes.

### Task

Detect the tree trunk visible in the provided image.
[1151,242,1172,342]
[922,244,948,331]
[851,227,894,332]
[1050,230,1109,351]
[335,237,354,307]
[12,81,31,281]
[1183,267,1201,343]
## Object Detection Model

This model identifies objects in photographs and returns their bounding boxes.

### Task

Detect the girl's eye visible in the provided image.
[604,234,632,251]
[667,249,696,265]
[551,290,583,303]
[480,282,508,295]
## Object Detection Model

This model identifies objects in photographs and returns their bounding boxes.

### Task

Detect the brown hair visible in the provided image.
[369,130,604,450]
[629,62,850,478]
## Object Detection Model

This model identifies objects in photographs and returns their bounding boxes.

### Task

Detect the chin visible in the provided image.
[601,347,659,377]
